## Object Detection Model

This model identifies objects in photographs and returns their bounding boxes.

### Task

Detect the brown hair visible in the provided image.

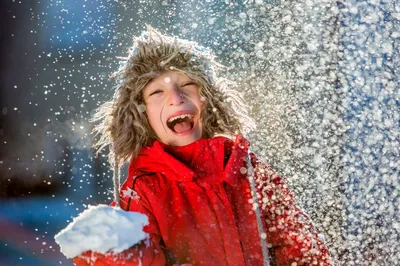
[92,26,254,168]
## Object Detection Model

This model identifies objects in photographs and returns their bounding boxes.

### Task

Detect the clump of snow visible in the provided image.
[55,204,148,259]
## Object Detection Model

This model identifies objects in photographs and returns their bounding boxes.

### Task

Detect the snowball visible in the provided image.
[55,205,148,259]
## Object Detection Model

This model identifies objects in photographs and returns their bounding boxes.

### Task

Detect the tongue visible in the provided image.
[173,122,192,133]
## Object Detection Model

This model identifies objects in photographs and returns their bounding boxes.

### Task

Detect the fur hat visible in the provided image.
[115,26,218,91]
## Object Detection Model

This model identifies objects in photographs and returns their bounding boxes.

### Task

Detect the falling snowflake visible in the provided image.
[121,187,140,201]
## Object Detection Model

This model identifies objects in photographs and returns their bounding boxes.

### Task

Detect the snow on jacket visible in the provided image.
[73,135,332,266]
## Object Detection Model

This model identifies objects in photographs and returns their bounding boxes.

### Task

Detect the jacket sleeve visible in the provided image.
[251,154,333,266]
[72,239,166,266]
[72,174,168,266]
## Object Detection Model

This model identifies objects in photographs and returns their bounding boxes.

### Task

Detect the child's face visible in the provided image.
[142,71,204,146]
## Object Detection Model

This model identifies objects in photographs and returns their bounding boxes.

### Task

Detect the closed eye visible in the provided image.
[149,89,163,96]
[181,82,197,87]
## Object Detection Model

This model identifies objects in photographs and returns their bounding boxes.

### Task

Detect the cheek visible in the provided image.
[146,105,163,130]
[147,112,158,128]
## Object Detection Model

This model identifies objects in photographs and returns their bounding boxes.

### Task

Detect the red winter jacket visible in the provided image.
[73,135,332,266]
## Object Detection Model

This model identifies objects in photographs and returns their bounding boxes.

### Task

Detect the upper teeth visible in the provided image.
[168,114,193,123]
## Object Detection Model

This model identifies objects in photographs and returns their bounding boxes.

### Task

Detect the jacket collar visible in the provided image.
[223,135,250,186]
[128,135,250,186]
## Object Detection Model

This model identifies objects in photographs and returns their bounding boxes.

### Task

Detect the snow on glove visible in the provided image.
[54,204,148,259]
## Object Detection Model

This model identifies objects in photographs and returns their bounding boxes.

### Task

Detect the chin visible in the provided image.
[169,137,196,146]
[168,132,202,146]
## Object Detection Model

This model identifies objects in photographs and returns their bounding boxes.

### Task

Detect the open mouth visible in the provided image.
[166,114,195,134]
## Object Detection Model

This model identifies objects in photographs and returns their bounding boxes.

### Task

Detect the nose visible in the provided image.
[167,88,185,106]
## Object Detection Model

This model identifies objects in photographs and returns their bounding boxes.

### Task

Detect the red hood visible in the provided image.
[128,135,250,186]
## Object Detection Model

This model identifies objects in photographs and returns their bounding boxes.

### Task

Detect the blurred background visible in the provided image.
[1,0,399,265]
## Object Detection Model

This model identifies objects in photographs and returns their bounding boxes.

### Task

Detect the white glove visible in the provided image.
[55,204,148,258]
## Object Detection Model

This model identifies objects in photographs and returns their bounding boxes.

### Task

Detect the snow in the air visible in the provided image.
[54,205,148,259]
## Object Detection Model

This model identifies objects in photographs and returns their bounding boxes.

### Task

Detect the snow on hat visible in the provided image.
[113,25,219,96]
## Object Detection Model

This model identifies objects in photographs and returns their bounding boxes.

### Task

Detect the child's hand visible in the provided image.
[55,204,148,259]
